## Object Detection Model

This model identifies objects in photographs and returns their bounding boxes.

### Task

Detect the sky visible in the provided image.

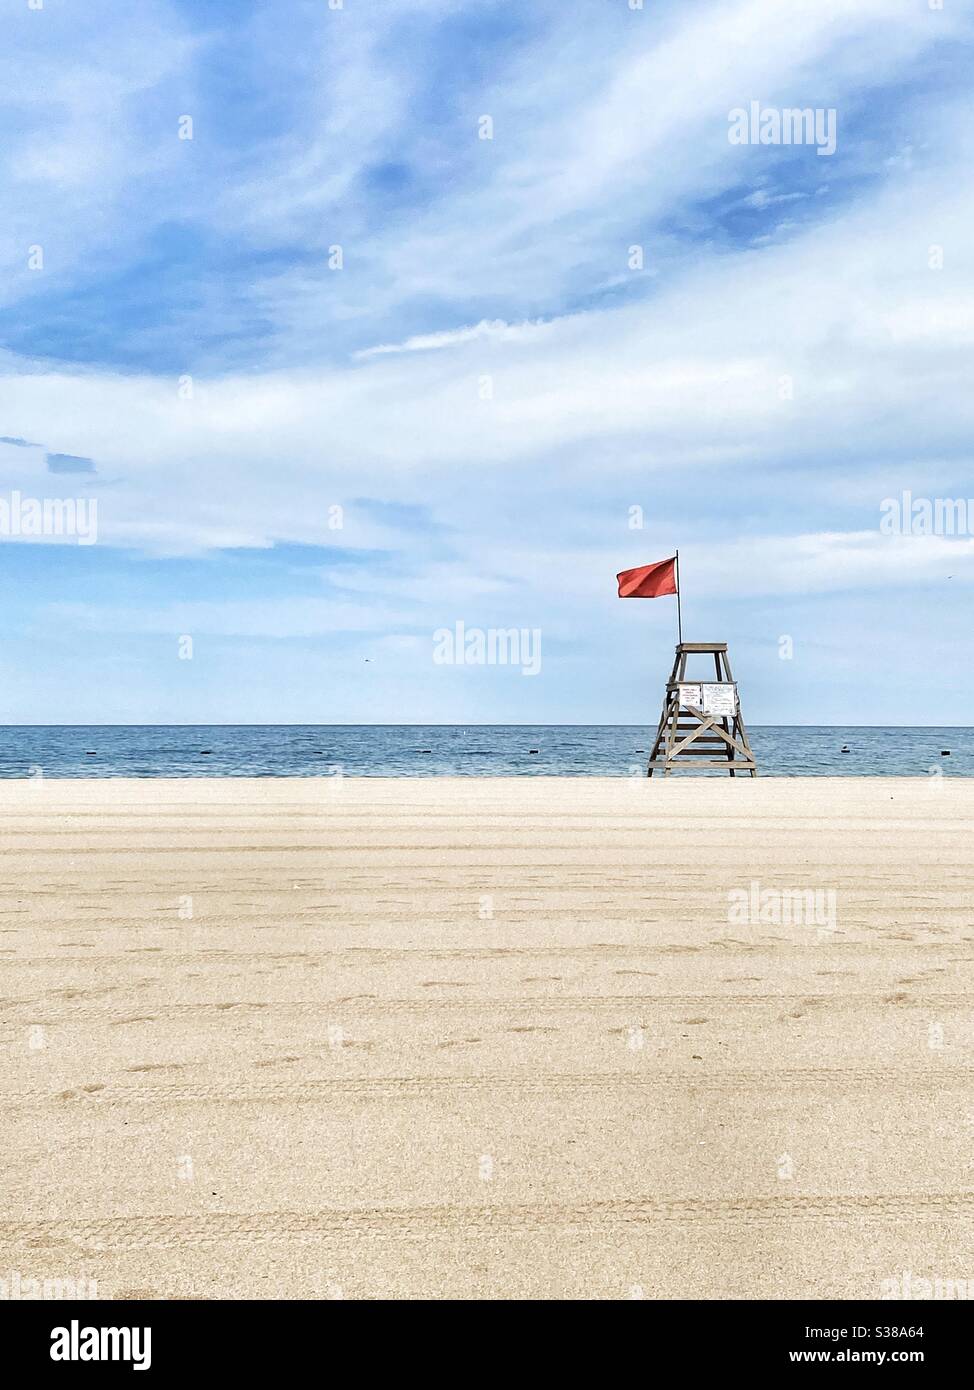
[1,0,972,725]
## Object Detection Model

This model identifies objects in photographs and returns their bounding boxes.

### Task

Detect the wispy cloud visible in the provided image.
[354,319,546,359]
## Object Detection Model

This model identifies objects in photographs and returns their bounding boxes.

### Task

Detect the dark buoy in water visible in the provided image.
[200,750,212,755]
[941,750,950,756]
[528,748,539,754]
[840,745,850,753]
[85,751,96,756]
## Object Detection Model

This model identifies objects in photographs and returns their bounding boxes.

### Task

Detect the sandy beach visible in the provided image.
[2,775,973,1301]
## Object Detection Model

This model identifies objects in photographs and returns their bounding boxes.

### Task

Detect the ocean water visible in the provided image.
[0,726,970,777]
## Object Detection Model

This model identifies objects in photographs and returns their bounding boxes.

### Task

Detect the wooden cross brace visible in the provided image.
[669,706,752,761]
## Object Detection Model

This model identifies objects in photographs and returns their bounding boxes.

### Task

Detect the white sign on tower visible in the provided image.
[702,683,737,717]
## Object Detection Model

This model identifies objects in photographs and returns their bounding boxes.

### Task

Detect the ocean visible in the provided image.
[0,725,970,777]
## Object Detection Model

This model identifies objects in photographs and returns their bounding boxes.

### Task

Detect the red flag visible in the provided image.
[617,556,678,598]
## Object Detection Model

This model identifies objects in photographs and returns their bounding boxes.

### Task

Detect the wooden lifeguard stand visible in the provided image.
[647,642,757,777]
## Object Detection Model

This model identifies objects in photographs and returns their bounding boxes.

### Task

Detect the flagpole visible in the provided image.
[675,549,683,646]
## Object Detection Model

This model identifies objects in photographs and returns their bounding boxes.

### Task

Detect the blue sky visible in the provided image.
[1,0,972,724]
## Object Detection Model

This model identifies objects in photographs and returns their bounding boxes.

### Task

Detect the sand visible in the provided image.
[1,774,973,1301]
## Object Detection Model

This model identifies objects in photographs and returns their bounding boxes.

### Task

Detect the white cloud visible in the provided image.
[0,1,199,300]
[354,319,546,359]
[235,0,966,356]
[4,122,974,571]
